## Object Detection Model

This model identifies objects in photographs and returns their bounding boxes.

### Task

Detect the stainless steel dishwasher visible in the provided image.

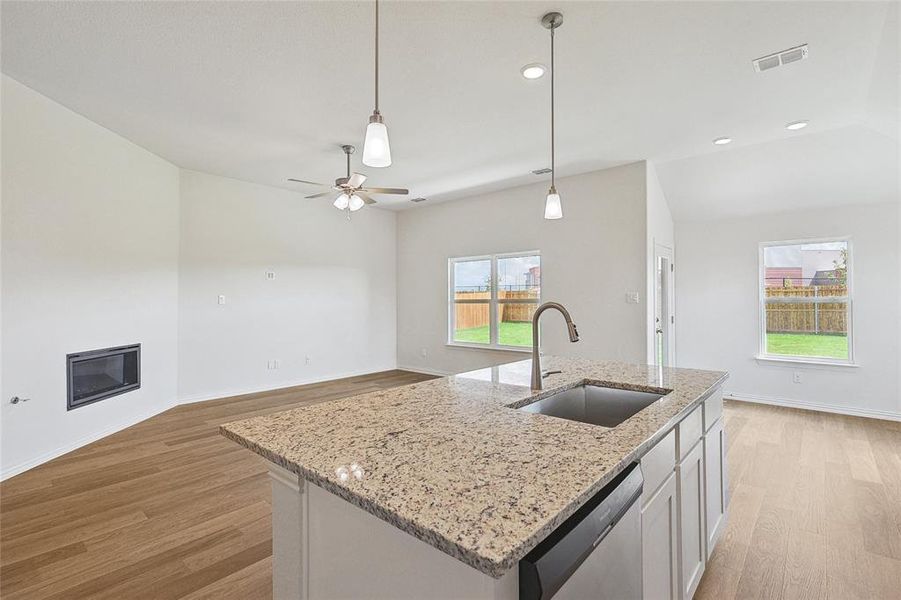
[519,463,643,600]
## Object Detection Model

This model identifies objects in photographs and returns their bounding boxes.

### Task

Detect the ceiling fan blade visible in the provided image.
[358,192,377,205]
[362,187,409,195]
[346,172,367,189]
[288,178,328,187]
[305,191,335,199]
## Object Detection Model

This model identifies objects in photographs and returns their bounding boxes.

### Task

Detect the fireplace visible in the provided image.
[67,344,141,410]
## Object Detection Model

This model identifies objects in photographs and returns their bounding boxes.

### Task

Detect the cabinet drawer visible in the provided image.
[640,429,676,505]
[676,405,703,461]
[703,389,723,432]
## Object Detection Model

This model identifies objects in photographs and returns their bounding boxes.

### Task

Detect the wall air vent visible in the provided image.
[753,44,808,72]
[410,197,427,203]
[531,168,553,175]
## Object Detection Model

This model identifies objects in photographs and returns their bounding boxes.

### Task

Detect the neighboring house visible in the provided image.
[810,269,842,286]
[764,267,802,287]
[801,247,843,282]
[525,266,541,288]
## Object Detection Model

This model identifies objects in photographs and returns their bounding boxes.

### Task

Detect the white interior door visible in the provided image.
[654,244,675,368]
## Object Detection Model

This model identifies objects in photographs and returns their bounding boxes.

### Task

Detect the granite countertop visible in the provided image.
[220,357,727,578]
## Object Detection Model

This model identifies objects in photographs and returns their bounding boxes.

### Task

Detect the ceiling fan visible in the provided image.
[288,145,408,214]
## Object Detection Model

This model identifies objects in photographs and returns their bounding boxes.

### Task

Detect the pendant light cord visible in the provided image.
[550,26,555,189]
[374,0,379,114]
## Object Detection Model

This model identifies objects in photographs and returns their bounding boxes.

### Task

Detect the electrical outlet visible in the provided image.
[305,356,312,365]
[420,348,427,358]
[218,295,226,305]
[273,359,280,370]
[265,270,276,280]
[626,291,640,304]
[793,372,802,384]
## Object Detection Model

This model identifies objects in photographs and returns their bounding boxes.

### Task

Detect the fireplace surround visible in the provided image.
[66,344,141,410]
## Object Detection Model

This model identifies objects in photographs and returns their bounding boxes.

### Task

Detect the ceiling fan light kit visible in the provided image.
[362,0,392,167]
[542,12,564,220]
[334,193,350,210]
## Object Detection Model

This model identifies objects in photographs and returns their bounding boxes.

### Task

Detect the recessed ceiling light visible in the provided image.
[521,63,546,80]
[785,120,809,130]
[713,137,732,145]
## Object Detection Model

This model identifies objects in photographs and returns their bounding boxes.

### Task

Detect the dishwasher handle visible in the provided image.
[519,463,643,600]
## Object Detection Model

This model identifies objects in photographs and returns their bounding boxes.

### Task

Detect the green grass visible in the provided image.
[766,333,848,359]
[454,321,533,347]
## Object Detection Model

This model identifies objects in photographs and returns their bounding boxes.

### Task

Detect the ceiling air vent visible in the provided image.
[532,167,552,175]
[753,44,808,72]
[410,197,427,203]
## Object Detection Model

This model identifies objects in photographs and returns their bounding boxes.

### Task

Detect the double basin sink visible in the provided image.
[517,384,667,428]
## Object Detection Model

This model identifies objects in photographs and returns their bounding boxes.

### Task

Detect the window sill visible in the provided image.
[446,342,532,354]
[754,355,858,368]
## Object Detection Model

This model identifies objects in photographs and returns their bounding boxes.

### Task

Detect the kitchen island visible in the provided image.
[221,357,728,599]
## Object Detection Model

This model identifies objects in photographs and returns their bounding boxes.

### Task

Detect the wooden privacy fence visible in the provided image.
[765,285,847,334]
[453,290,539,330]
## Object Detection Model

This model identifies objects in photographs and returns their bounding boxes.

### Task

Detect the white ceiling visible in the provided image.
[656,124,898,222]
[2,1,897,215]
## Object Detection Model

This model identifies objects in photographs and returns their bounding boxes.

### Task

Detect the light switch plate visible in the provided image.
[218,295,226,305]
[626,291,640,304]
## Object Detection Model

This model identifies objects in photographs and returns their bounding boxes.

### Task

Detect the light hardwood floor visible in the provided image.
[696,400,901,600]
[2,381,899,599]
[0,370,434,599]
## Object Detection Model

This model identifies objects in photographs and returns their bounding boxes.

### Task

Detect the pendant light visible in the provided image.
[542,12,563,220]
[362,0,392,167]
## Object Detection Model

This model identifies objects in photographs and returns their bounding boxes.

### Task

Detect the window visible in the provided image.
[449,252,541,350]
[759,239,852,363]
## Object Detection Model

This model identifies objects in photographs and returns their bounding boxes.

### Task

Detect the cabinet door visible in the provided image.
[678,441,705,600]
[704,417,727,558]
[641,472,678,600]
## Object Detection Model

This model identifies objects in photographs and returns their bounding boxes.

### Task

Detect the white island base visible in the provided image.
[269,464,518,600]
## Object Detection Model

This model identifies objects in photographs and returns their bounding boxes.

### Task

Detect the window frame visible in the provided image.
[757,237,855,366]
[447,251,541,352]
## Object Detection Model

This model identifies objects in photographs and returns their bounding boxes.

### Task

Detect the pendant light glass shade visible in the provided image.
[362,117,391,167]
[348,194,365,212]
[544,188,563,219]
[334,193,350,210]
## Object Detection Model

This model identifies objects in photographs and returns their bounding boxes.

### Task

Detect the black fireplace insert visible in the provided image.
[66,344,141,410]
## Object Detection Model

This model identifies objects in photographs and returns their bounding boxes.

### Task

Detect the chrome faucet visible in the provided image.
[531,301,580,390]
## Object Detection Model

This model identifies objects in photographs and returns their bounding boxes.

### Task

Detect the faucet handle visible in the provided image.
[542,369,562,379]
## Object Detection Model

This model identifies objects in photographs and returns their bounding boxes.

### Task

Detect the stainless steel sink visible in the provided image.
[518,384,666,428]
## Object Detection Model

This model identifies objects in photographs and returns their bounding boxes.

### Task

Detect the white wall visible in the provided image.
[177,171,397,401]
[1,75,180,478]
[675,202,900,419]
[645,162,675,364]
[396,162,650,375]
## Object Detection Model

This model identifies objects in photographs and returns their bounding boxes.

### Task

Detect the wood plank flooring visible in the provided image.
[2,381,899,599]
[0,370,434,600]
[696,400,901,600]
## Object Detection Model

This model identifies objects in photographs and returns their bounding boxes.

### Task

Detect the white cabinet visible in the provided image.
[677,439,706,600]
[640,390,727,600]
[641,473,679,600]
[704,414,727,558]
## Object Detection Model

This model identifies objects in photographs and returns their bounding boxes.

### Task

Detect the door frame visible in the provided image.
[654,242,676,368]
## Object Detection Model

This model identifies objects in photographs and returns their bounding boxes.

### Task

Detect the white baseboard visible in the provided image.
[0,401,176,482]
[177,365,400,405]
[396,364,452,377]
[726,391,901,422]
